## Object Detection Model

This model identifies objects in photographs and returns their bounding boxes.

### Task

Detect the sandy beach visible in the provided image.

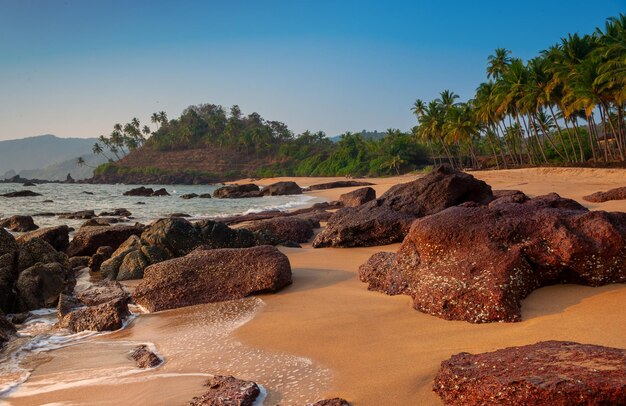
[5,167,626,405]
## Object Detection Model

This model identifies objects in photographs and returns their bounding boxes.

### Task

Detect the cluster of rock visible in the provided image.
[180,193,211,199]
[123,187,170,197]
[212,181,302,198]
[584,185,626,203]
[0,215,39,232]
[313,165,493,247]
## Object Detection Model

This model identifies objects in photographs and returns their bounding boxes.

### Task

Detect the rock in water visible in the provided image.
[133,245,292,311]
[261,181,302,196]
[66,225,144,257]
[339,187,376,207]
[310,398,351,406]
[0,215,38,232]
[129,345,162,368]
[1,190,42,197]
[359,193,626,323]
[17,225,70,252]
[59,297,129,332]
[313,165,493,247]
[583,186,626,203]
[58,210,96,220]
[433,341,626,405]
[212,184,261,198]
[188,375,260,406]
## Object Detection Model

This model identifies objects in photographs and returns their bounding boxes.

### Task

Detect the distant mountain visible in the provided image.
[329,130,387,142]
[16,153,108,181]
[0,134,98,174]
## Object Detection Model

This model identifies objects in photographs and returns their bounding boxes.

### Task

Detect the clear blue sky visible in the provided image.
[1,0,624,140]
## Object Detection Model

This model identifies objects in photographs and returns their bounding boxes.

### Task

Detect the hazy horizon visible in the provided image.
[1,0,624,141]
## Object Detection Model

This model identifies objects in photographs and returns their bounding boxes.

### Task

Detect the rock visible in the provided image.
[15,262,69,311]
[99,208,132,217]
[339,187,376,207]
[212,184,261,198]
[68,256,90,270]
[135,201,146,205]
[57,293,84,319]
[188,375,260,406]
[81,191,94,195]
[99,235,144,279]
[359,193,626,323]
[141,218,202,257]
[433,341,626,405]
[22,181,36,187]
[116,249,149,280]
[123,187,152,196]
[490,189,529,206]
[129,345,162,368]
[261,181,302,196]
[76,280,129,306]
[42,200,53,203]
[133,245,292,312]
[1,190,42,197]
[245,217,314,244]
[280,240,302,248]
[194,219,260,249]
[309,180,374,190]
[59,297,129,332]
[583,186,626,203]
[66,173,74,183]
[17,226,70,252]
[152,188,170,196]
[88,246,113,273]
[198,193,211,198]
[17,237,68,272]
[0,215,38,232]
[180,193,198,199]
[66,225,144,257]
[313,165,493,248]
[0,312,16,348]
[58,210,96,220]
[310,398,351,406]
[81,218,123,227]
[169,213,191,218]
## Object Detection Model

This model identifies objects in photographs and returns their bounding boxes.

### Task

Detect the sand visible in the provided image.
[5,167,626,405]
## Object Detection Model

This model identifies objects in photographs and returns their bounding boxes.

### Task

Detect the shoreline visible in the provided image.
[2,167,626,405]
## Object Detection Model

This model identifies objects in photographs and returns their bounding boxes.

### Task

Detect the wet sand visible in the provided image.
[5,167,626,405]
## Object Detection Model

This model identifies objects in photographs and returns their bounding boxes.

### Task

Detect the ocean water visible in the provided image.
[0,183,317,229]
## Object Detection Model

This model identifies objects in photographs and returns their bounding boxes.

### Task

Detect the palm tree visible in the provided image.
[487,48,512,80]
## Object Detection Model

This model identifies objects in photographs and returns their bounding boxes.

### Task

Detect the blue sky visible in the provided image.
[1,0,624,140]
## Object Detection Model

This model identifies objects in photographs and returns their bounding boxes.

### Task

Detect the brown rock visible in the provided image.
[339,187,376,208]
[359,193,626,323]
[213,183,261,198]
[57,293,84,319]
[133,245,292,312]
[123,187,169,197]
[59,297,129,332]
[17,237,68,272]
[0,215,38,232]
[76,280,129,306]
[583,186,626,203]
[17,225,70,252]
[0,312,16,348]
[309,180,374,190]
[16,262,69,311]
[88,245,114,273]
[1,190,42,197]
[245,217,314,244]
[68,256,90,270]
[310,398,350,406]
[99,208,132,217]
[129,345,162,368]
[58,210,96,220]
[188,375,260,406]
[66,225,144,257]
[261,181,302,196]
[314,165,493,248]
[433,341,626,405]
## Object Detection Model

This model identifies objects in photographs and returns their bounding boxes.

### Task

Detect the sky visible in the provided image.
[1,0,624,140]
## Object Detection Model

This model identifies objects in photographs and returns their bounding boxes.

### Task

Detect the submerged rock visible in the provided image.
[313,165,493,248]
[129,345,162,368]
[1,190,42,197]
[58,210,96,220]
[133,245,292,311]
[434,341,626,405]
[0,215,38,232]
[188,375,260,406]
[359,193,626,323]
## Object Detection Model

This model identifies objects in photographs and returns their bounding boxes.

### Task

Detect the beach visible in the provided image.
[4,167,626,405]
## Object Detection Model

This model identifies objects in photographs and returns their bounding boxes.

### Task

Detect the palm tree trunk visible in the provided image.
[524,114,548,164]
[514,113,534,165]
[548,105,577,163]
[564,117,584,162]
[601,102,625,161]
[534,113,566,162]
[486,129,500,169]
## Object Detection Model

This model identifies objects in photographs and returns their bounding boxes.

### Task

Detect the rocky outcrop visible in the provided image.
[0,215,38,232]
[15,262,69,312]
[433,341,626,405]
[339,187,376,207]
[58,210,96,220]
[212,183,261,198]
[180,193,198,199]
[80,218,121,227]
[245,217,315,244]
[261,181,302,196]
[188,375,261,406]
[123,186,170,197]
[129,345,162,368]
[313,166,493,248]
[359,193,626,323]
[100,218,260,281]
[17,237,68,272]
[68,256,90,270]
[309,180,374,190]
[17,226,70,252]
[1,190,42,197]
[310,399,351,406]
[59,297,130,332]
[133,245,292,311]
[583,186,626,203]
[88,246,113,273]
[66,225,144,257]
[99,208,132,217]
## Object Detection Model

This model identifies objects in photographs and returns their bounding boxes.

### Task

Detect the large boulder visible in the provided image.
[0,215,38,232]
[339,187,376,208]
[434,341,626,405]
[133,245,292,311]
[141,218,202,257]
[15,262,69,311]
[213,184,261,198]
[261,181,302,196]
[583,186,626,203]
[88,246,113,273]
[359,193,626,323]
[59,297,129,332]
[17,225,70,252]
[188,375,260,406]
[0,230,19,313]
[17,237,68,272]
[313,166,493,247]
[123,187,169,197]
[245,217,315,244]
[194,219,259,249]
[66,225,144,257]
